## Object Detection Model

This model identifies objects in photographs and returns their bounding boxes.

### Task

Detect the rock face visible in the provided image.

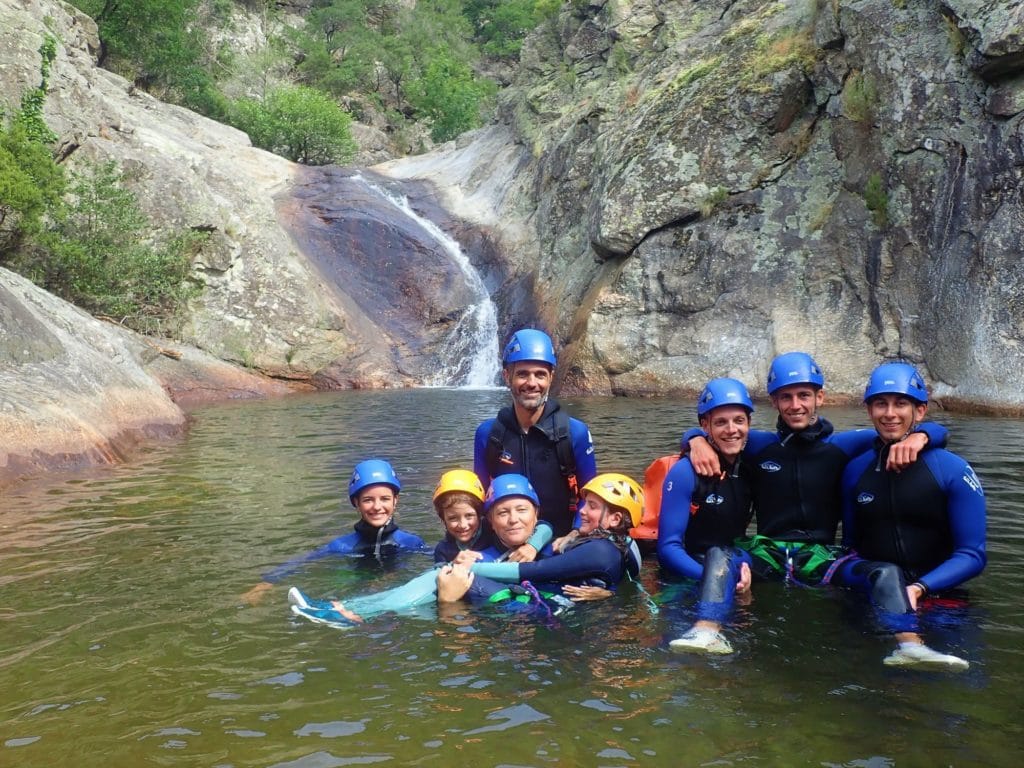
[0,266,184,484]
[382,0,1024,412]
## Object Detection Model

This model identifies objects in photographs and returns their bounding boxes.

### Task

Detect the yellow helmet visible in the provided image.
[433,469,486,504]
[581,472,644,528]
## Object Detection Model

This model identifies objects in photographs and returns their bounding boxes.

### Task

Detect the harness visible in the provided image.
[736,534,854,586]
[485,405,580,501]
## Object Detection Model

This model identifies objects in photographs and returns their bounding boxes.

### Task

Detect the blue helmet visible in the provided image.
[502,329,556,368]
[697,377,755,417]
[485,473,540,511]
[348,459,401,505]
[863,362,928,404]
[766,352,825,394]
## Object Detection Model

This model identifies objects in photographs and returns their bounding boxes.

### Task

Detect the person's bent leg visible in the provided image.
[670,547,746,655]
[836,559,968,671]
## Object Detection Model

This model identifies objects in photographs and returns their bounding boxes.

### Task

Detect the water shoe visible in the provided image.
[669,627,733,655]
[290,603,358,629]
[883,643,969,671]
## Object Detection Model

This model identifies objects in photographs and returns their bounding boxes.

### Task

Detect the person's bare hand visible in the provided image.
[507,544,538,562]
[452,549,483,567]
[552,531,578,553]
[887,431,928,471]
[241,581,273,605]
[689,436,722,478]
[561,584,613,602]
[437,563,474,602]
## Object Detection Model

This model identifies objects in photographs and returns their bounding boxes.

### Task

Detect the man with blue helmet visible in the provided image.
[242,458,428,603]
[834,362,986,670]
[659,378,756,654]
[682,352,947,579]
[474,329,597,539]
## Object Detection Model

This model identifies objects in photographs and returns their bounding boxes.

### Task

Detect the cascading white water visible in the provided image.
[351,174,500,388]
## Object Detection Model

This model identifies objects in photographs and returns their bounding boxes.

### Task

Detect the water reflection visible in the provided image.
[2,390,1023,766]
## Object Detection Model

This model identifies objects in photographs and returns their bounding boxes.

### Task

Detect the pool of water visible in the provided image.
[2,389,1022,766]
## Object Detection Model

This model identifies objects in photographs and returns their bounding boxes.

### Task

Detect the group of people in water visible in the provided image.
[243,329,987,672]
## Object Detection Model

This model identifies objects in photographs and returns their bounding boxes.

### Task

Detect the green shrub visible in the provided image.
[864,172,889,228]
[10,161,202,334]
[407,47,496,142]
[230,85,358,164]
[842,70,878,123]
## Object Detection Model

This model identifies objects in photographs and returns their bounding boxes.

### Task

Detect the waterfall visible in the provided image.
[350,174,500,388]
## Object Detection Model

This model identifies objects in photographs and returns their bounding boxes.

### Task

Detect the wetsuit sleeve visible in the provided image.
[679,427,707,452]
[470,560,521,581]
[394,530,430,552]
[570,419,597,486]
[526,521,554,552]
[914,421,948,449]
[569,419,597,530]
[517,539,624,587]
[743,428,781,454]
[917,452,986,592]
[656,460,704,580]
[832,428,877,457]
[260,534,355,583]
[473,419,496,489]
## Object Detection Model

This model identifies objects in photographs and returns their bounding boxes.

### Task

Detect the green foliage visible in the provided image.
[0,121,66,252]
[465,0,541,58]
[699,186,729,218]
[69,0,221,115]
[842,70,878,123]
[230,85,357,164]
[863,172,889,228]
[408,47,496,141]
[15,35,59,144]
[10,161,201,333]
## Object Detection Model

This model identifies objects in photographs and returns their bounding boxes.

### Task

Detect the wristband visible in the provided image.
[910,581,928,595]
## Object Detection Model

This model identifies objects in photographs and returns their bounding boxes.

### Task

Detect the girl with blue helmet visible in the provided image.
[241,458,427,604]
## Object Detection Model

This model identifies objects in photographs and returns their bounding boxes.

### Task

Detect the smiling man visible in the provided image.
[683,352,947,584]
[833,362,986,669]
[473,329,596,538]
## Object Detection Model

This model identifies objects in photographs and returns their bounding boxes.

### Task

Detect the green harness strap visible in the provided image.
[735,535,844,581]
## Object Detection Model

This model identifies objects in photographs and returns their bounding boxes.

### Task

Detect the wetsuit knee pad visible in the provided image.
[858,560,911,614]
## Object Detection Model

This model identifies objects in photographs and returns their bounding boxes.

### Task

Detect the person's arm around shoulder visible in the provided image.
[507,520,554,562]
[887,421,949,471]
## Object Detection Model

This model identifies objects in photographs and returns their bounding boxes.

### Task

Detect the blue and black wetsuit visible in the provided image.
[657,453,754,623]
[433,526,495,564]
[682,418,948,582]
[263,519,428,582]
[474,399,596,537]
[835,442,986,633]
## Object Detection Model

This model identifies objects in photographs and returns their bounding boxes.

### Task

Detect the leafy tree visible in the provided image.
[230,85,357,164]
[464,0,541,58]
[407,47,495,141]
[69,0,221,115]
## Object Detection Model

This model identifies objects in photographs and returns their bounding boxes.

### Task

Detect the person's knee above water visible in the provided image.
[473,328,597,538]
[682,352,947,560]
[834,361,986,670]
[242,458,428,604]
[440,472,646,605]
[662,378,755,655]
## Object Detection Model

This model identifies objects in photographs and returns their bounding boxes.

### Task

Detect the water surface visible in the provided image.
[2,390,1021,766]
